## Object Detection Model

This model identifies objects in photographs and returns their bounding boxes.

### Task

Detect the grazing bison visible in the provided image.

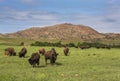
[39,48,45,55]
[96,46,100,49]
[96,46,111,49]
[44,48,58,65]
[20,42,24,46]
[19,47,27,58]
[28,52,40,67]
[106,46,111,49]
[63,47,69,56]
[4,47,16,56]
[80,46,91,49]
[102,46,111,49]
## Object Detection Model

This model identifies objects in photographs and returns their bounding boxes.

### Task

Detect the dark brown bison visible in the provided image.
[28,52,40,67]
[63,47,69,56]
[19,47,27,58]
[102,46,111,49]
[96,46,111,49]
[80,46,91,49]
[4,47,16,56]
[106,46,111,49]
[39,48,45,55]
[96,46,100,49]
[44,48,58,65]
[20,42,25,46]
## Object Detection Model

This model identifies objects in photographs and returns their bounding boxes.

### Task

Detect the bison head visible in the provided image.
[51,53,59,63]
[28,59,33,65]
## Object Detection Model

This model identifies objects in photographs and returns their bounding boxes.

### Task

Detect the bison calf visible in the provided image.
[28,52,40,67]
[44,48,58,65]
[19,47,27,58]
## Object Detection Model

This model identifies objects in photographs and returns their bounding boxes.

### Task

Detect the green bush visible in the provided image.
[31,41,120,48]
[31,41,62,47]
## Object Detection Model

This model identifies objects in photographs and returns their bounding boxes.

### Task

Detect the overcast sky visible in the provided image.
[0,0,120,33]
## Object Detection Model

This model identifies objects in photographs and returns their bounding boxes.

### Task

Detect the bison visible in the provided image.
[44,48,58,65]
[28,52,40,67]
[19,47,27,58]
[80,46,91,49]
[63,47,69,56]
[39,48,45,55]
[20,42,24,46]
[106,46,111,49]
[4,47,16,56]
[96,46,111,49]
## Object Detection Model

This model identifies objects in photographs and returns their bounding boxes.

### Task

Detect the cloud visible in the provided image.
[19,0,39,5]
[71,12,120,33]
[21,0,35,3]
[0,8,61,21]
[103,18,117,23]
[63,1,120,33]
[0,3,120,33]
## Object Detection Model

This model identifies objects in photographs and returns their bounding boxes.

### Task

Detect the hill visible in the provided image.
[0,23,120,45]
[104,33,120,40]
[5,23,105,40]
[0,23,120,44]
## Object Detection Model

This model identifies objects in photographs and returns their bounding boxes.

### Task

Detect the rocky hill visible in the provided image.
[4,23,104,40]
[104,33,120,40]
[1,23,120,41]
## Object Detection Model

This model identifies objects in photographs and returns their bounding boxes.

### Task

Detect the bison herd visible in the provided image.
[4,45,111,68]
[4,47,69,68]
[79,46,111,49]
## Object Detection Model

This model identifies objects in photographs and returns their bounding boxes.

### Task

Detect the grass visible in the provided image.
[0,45,120,81]
[0,37,35,46]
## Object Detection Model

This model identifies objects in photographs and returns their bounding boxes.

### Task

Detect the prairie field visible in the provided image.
[0,45,120,81]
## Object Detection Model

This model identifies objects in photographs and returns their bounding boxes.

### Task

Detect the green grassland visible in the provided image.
[0,45,120,81]
[0,37,35,46]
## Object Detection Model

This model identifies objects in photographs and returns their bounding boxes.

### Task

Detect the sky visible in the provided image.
[0,0,120,33]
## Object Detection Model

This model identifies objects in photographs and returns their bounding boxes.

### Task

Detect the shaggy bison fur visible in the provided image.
[44,48,58,65]
[28,52,40,67]
[63,47,69,56]
[19,47,27,58]
[4,47,16,56]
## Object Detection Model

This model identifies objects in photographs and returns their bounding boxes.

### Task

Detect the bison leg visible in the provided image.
[50,57,55,65]
[65,53,67,56]
[33,64,35,68]
[9,53,12,56]
[23,54,25,58]
[37,59,40,67]
[32,62,36,68]
[19,54,22,58]
[13,52,16,56]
